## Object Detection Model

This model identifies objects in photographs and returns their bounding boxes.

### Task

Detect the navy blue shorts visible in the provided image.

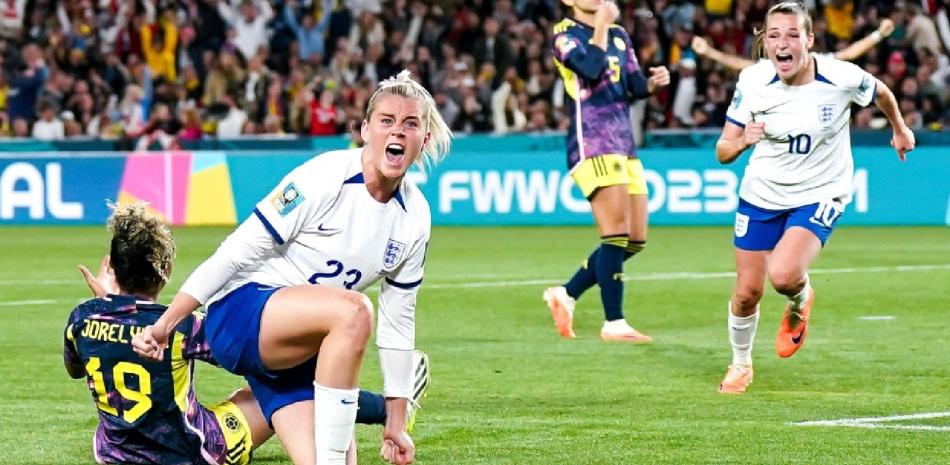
[733,198,844,251]
[206,282,317,425]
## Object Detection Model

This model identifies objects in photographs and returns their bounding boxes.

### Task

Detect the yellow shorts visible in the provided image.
[209,400,254,465]
[571,155,648,198]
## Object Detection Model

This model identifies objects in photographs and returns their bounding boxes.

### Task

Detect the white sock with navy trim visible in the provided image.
[313,382,359,465]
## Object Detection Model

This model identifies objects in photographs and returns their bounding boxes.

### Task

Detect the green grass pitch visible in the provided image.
[0,225,947,464]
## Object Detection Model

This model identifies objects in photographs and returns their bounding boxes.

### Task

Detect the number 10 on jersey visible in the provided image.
[787,134,812,155]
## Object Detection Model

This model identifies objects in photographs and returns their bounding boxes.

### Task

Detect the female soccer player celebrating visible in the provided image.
[133,70,451,465]
[715,2,914,394]
[69,203,430,465]
[544,0,670,342]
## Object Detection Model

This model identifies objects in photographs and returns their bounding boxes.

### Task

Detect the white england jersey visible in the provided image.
[726,53,876,210]
[180,148,429,394]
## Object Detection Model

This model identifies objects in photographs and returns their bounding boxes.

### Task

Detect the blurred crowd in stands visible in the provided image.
[0,0,947,147]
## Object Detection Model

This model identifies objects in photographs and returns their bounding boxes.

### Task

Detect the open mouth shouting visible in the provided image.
[385,143,406,164]
[775,52,794,73]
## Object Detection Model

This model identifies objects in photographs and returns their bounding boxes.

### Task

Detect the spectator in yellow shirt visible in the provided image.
[825,0,854,41]
[141,8,178,83]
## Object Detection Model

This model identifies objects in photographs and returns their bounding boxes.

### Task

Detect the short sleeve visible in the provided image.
[841,62,876,107]
[252,160,336,245]
[725,77,753,128]
[818,56,875,107]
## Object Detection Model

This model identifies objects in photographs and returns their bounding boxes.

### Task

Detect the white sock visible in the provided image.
[603,318,631,332]
[790,275,811,311]
[728,302,759,367]
[313,382,359,465]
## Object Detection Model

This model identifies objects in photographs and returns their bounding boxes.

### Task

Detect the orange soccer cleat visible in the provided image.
[719,364,754,394]
[543,287,576,338]
[775,288,815,358]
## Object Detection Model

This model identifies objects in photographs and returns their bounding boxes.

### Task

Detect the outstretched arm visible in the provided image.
[692,36,754,72]
[872,78,915,161]
[834,19,894,62]
[283,0,303,36]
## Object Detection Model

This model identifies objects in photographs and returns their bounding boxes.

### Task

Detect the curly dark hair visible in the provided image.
[107,202,176,296]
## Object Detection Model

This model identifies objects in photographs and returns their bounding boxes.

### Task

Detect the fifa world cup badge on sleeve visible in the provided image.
[731,89,742,109]
[383,239,406,271]
[555,35,576,56]
[271,183,304,216]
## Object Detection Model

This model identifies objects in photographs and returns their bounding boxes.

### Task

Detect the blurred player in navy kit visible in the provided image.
[544,0,670,343]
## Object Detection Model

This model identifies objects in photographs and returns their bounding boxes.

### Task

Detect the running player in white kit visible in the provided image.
[713,2,915,394]
[132,70,451,465]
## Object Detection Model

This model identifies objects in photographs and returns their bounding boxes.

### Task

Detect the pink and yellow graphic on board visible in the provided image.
[185,151,237,225]
[117,151,237,225]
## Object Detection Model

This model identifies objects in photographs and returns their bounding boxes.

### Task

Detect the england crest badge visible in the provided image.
[383,239,406,270]
[818,104,836,128]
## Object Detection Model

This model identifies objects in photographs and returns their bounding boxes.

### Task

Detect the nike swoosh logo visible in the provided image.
[791,328,805,344]
[341,399,356,405]
[317,224,341,233]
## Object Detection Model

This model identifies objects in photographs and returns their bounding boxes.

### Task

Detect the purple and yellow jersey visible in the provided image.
[552,18,650,169]
[63,295,232,465]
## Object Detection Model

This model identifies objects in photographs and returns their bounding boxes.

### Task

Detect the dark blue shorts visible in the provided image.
[733,198,844,251]
[206,282,317,425]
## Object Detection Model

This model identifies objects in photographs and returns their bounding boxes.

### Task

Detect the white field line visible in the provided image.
[0,299,58,306]
[422,263,950,290]
[792,411,950,432]
[1,264,950,291]
[0,279,84,285]
[857,315,896,320]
